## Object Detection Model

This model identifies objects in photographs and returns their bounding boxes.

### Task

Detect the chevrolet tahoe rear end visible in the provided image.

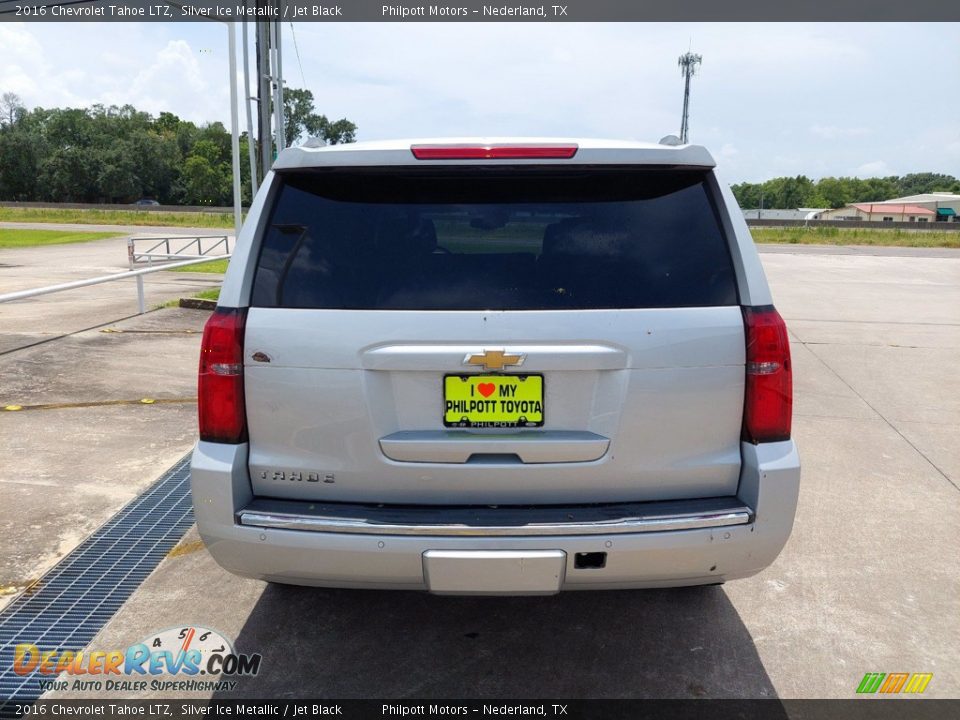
[190,138,800,594]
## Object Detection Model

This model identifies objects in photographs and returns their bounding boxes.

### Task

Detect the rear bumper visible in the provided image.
[190,440,800,593]
[236,496,754,536]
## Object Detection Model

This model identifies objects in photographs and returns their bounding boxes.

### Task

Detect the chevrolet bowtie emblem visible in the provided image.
[464,349,525,372]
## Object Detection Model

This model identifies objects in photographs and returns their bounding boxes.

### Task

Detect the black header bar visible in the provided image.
[2,700,960,720]
[2,0,959,22]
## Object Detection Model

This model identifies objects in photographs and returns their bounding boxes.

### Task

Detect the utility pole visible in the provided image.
[242,21,258,198]
[227,24,241,238]
[678,51,702,144]
[255,15,273,181]
[253,18,286,180]
[270,20,285,156]
[274,5,285,155]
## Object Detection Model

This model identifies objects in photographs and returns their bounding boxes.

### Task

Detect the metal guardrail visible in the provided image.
[129,235,230,264]
[0,236,231,314]
[126,236,231,313]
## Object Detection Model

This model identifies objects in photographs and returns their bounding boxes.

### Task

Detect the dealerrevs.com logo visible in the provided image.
[856,672,933,695]
[13,626,261,693]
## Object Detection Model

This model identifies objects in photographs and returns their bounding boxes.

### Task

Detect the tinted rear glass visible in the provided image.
[251,167,737,310]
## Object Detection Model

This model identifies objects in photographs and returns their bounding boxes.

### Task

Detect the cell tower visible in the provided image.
[678,51,702,144]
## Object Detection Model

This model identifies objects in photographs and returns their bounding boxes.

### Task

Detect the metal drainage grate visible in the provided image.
[0,454,195,711]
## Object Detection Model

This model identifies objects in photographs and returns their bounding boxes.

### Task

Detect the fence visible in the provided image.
[0,236,231,313]
[125,237,231,312]
[746,218,960,231]
[128,236,230,264]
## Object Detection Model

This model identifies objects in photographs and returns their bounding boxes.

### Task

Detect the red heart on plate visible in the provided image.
[477,383,496,398]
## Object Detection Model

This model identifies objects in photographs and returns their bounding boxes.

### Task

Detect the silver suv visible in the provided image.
[190,138,800,595]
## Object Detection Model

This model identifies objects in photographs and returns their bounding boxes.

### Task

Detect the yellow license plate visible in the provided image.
[443,375,544,428]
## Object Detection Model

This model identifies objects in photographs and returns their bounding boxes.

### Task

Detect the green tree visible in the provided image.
[754,176,817,209]
[182,154,226,205]
[38,146,97,202]
[155,111,182,135]
[731,182,762,208]
[814,178,850,208]
[312,116,357,145]
[0,124,40,199]
[732,172,960,210]
[895,173,959,196]
[190,139,225,165]
[96,142,140,201]
[0,92,25,127]
[0,96,359,204]
[282,88,356,147]
[195,123,230,161]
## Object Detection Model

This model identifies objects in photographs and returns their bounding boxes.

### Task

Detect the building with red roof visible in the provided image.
[821,203,936,222]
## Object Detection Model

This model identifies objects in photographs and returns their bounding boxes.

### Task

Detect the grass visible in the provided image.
[0,228,121,248]
[162,227,960,268]
[0,206,236,228]
[166,258,229,273]
[153,287,221,310]
[751,226,960,249]
[3,205,957,249]
[193,288,221,301]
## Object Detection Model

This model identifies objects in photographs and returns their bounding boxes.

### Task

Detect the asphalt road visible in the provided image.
[0,221,230,235]
[0,242,956,699]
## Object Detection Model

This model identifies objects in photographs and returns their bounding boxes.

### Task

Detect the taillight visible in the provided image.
[742,306,792,444]
[198,307,247,444]
[410,144,578,160]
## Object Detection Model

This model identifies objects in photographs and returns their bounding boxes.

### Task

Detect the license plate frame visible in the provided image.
[443,374,544,429]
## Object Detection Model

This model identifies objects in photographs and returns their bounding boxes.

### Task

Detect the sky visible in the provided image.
[1,21,958,183]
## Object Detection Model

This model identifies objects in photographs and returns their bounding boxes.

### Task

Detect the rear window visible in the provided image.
[251,167,737,310]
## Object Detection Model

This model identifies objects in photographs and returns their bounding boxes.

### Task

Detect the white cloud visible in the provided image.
[121,41,216,119]
[810,124,871,140]
[0,25,66,102]
[855,160,894,177]
[2,22,958,182]
[0,23,230,125]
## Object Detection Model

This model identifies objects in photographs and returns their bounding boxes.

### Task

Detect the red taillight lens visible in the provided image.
[198,307,247,444]
[742,306,792,444]
[410,144,578,160]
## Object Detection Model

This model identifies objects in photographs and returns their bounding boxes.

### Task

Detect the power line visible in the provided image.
[289,22,307,88]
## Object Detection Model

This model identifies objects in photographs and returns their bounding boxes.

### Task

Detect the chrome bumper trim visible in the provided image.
[379,430,610,464]
[237,506,753,537]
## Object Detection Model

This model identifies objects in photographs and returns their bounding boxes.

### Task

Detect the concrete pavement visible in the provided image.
[0,308,209,610]
[757,243,960,258]
[0,227,230,606]
[0,228,228,355]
